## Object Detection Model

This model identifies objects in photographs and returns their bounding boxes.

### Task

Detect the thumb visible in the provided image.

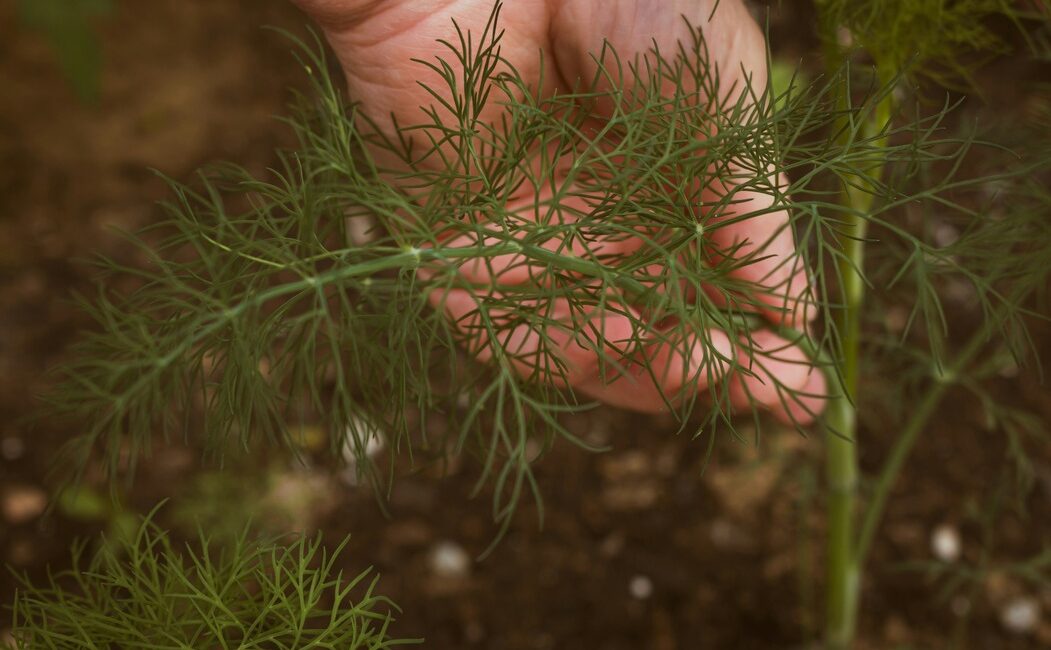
[288,0,383,30]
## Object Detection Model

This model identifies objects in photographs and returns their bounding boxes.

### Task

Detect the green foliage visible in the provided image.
[21,2,1051,643]
[814,0,1049,86]
[43,5,1051,552]
[5,515,418,649]
[17,0,113,103]
[812,1,1051,643]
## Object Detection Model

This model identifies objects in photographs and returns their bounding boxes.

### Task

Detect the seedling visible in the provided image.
[7,511,419,648]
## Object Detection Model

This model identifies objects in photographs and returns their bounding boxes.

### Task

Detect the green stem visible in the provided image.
[824,185,866,649]
[854,319,988,569]
[824,84,893,648]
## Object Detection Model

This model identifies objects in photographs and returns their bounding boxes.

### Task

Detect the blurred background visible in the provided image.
[1,1,1050,648]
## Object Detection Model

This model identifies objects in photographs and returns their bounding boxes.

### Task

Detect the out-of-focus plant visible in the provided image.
[16,0,114,103]
[814,1,1051,644]
[4,513,418,649]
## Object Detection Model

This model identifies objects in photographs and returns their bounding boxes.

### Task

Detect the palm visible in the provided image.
[294,0,825,423]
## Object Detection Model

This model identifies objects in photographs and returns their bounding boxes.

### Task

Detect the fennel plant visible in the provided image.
[6,512,419,649]
[816,0,1051,644]
[15,1,1051,647]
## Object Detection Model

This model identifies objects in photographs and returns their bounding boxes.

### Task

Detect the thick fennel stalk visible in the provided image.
[820,29,859,644]
[824,83,894,647]
[823,182,866,649]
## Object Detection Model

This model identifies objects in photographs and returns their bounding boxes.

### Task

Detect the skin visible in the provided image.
[291,0,826,424]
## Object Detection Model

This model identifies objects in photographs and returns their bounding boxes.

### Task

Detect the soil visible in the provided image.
[2,2,1050,649]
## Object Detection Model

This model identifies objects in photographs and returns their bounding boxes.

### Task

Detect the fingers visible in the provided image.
[727,329,826,426]
[434,191,643,287]
[574,325,734,411]
[288,0,386,30]
[551,1,815,330]
[432,286,739,411]
[431,288,645,388]
[702,170,814,329]
[424,178,822,423]
[432,284,824,424]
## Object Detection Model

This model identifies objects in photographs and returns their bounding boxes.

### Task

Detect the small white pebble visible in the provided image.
[2,485,48,524]
[836,26,854,48]
[524,438,543,462]
[456,392,472,410]
[1,436,24,460]
[429,540,471,578]
[930,524,962,563]
[340,418,386,486]
[945,278,977,303]
[982,179,1010,201]
[709,518,747,549]
[1000,596,1041,634]
[998,359,1020,378]
[585,419,611,447]
[884,306,909,334]
[629,574,653,600]
[932,223,961,247]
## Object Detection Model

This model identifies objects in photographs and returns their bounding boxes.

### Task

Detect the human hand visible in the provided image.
[291,0,826,425]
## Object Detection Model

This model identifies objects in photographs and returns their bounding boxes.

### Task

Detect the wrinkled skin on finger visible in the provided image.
[291,0,826,424]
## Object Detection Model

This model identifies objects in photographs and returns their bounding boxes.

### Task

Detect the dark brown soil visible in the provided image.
[2,2,1049,649]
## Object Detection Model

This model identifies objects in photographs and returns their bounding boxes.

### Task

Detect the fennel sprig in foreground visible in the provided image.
[6,515,418,649]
